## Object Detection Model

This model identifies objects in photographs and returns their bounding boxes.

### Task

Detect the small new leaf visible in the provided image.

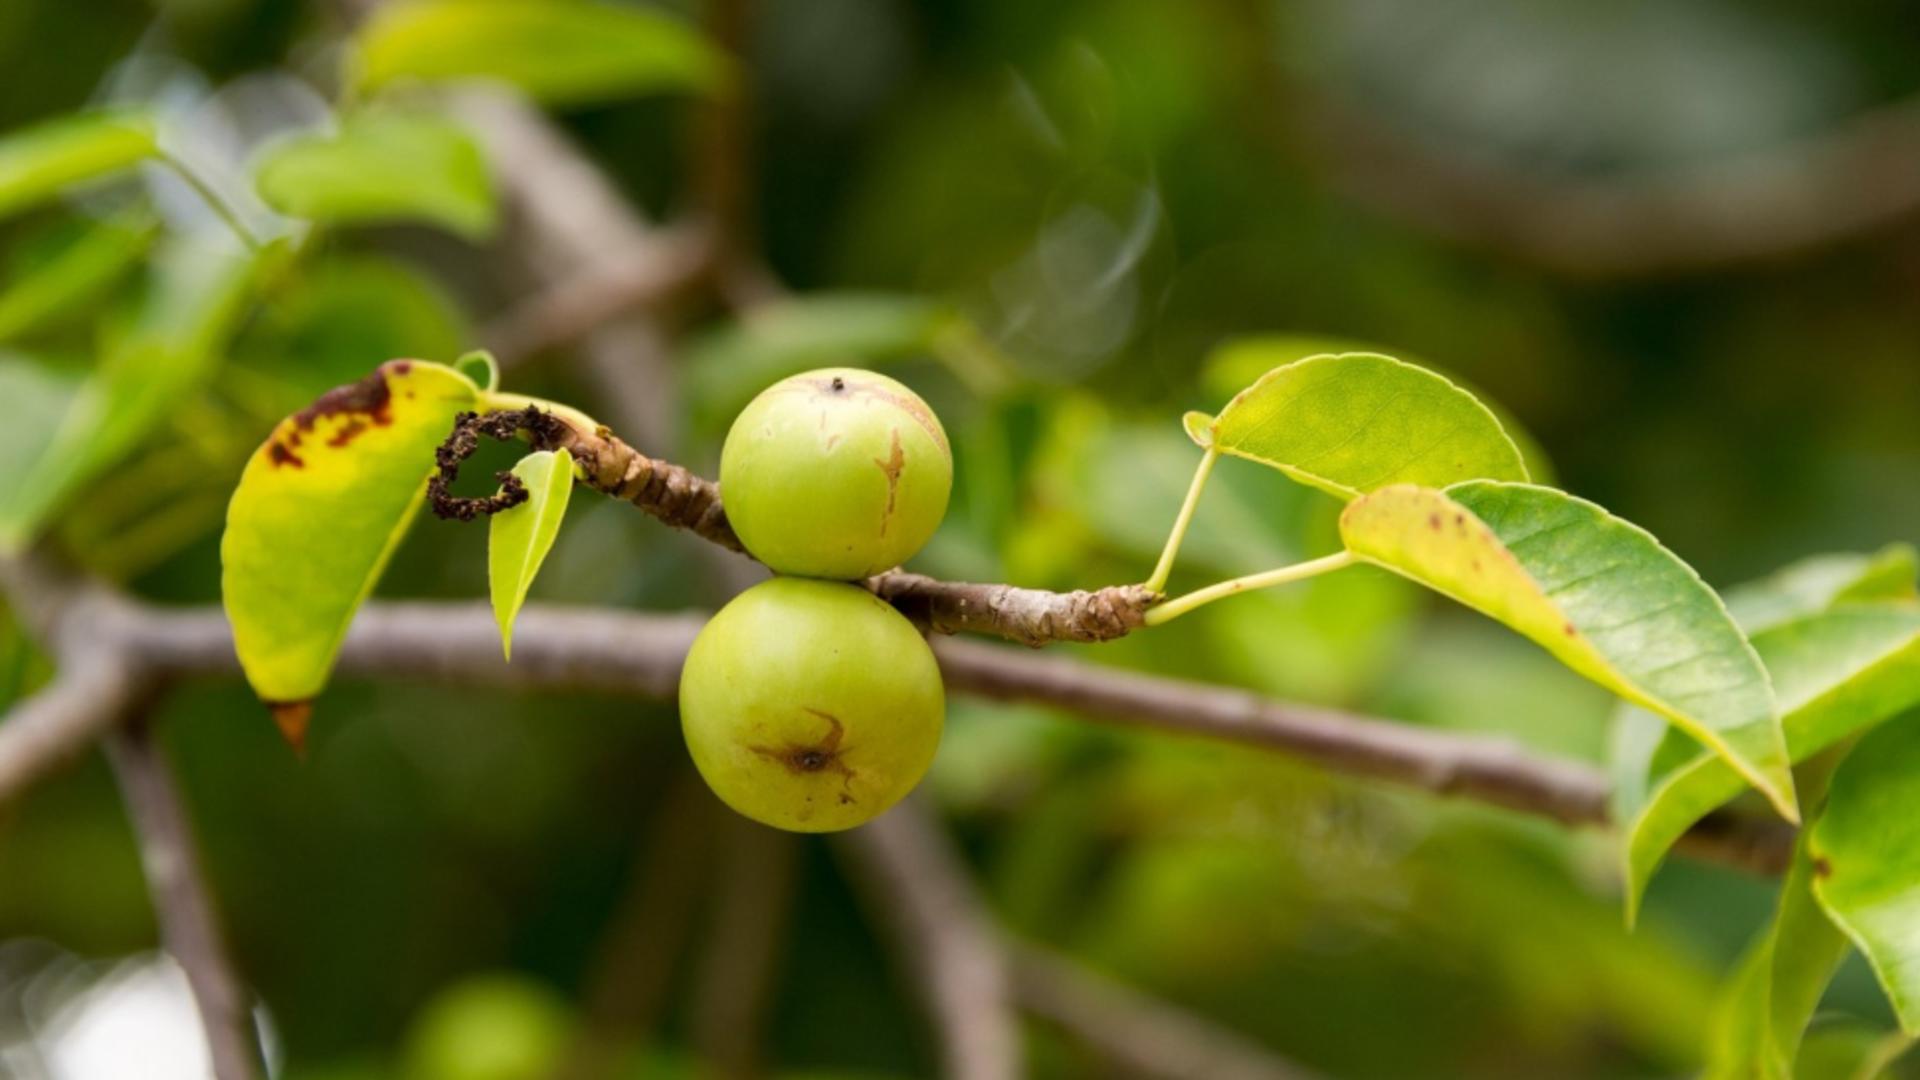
[254,112,496,240]
[0,109,156,220]
[490,449,574,660]
[1188,352,1529,500]
[1340,481,1795,820]
[353,0,727,106]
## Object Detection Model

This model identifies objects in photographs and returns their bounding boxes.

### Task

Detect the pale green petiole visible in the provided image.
[1145,446,1218,594]
[1144,550,1356,626]
[154,149,265,253]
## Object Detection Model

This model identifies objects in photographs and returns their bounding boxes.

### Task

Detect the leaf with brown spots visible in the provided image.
[1341,481,1794,823]
[222,360,482,717]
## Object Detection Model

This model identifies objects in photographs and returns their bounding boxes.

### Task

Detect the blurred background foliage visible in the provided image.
[0,0,1917,1077]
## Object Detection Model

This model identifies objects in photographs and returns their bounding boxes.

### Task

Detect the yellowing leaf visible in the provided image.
[0,109,156,220]
[353,0,726,106]
[1340,481,1795,820]
[1189,352,1528,500]
[222,360,481,708]
[254,111,496,240]
[490,449,573,659]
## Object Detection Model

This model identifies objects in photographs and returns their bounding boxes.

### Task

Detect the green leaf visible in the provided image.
[222,360,482,709]
[0,216,154,342]
[0,109,156,220]
[1188,352,1529,500]
[1726,545,1919,636]
[1707,749,1852,1080]
[0,236,261,548]
[353,0,726,106]
[1810,714,1920,1033]
[1706,845,1853,1080]
[1202,335,1557,485]
[1340,480,1795,818]
[254,112,496,240]
[0,354,84,527]
[490,448,573,660]
[1791,1022,1914,1080]
[1613,605,1920,920]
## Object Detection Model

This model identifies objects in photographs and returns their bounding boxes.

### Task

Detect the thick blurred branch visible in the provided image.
[1292,88,1920,276]
[105,717,261,1080]
[1010,944,1317,1080]
[836,800,1021,1080]
[0,560,1791,873]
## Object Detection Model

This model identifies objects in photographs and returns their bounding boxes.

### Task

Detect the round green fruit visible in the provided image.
[720,367,951,579]
[679,577,944,832]
[400,974,574,1080]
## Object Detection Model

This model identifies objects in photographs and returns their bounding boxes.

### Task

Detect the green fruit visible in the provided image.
[720,367,951,579]
[401,974,574,1080]
[679,577,944,831]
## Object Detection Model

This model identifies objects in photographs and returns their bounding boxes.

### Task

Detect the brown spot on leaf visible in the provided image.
[1563,621,1577,636]
[326,419,369,448]
[873,428,904,537]
[268,441,305,469]
[1427,513,1442,531]
[1813,856,1832,879]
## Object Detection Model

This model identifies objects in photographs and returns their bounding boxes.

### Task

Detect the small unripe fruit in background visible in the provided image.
[720,367,952,580]
[401,974,574,1080]
[679,577,944,832]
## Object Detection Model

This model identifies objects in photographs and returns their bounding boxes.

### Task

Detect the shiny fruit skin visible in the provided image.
[679,577,944,832]
[720,367,951,579]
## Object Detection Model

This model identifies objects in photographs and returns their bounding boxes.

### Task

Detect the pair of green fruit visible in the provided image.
[679,368,951,832]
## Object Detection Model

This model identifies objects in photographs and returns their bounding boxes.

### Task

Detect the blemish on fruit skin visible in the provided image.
[873,429,905,536]
[1813,856,1833,879]
[749,707,858,800]
[1563,622,1577,636]
[800,373,949,453]
[268,442,304,469]
[1427,513,1442,531]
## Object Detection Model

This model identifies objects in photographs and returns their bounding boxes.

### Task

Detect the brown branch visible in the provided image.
[834,799,1021,1080]
[1289,84,1920,277]
[426,409,1156,646]
[689,817,799,1077]
[1010,943,1318,1080]
[104,715,261,1080]
[480,226,714,370]
[0,577,1791,873]
[872,571,1158,647]
[562,770,721,1080]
